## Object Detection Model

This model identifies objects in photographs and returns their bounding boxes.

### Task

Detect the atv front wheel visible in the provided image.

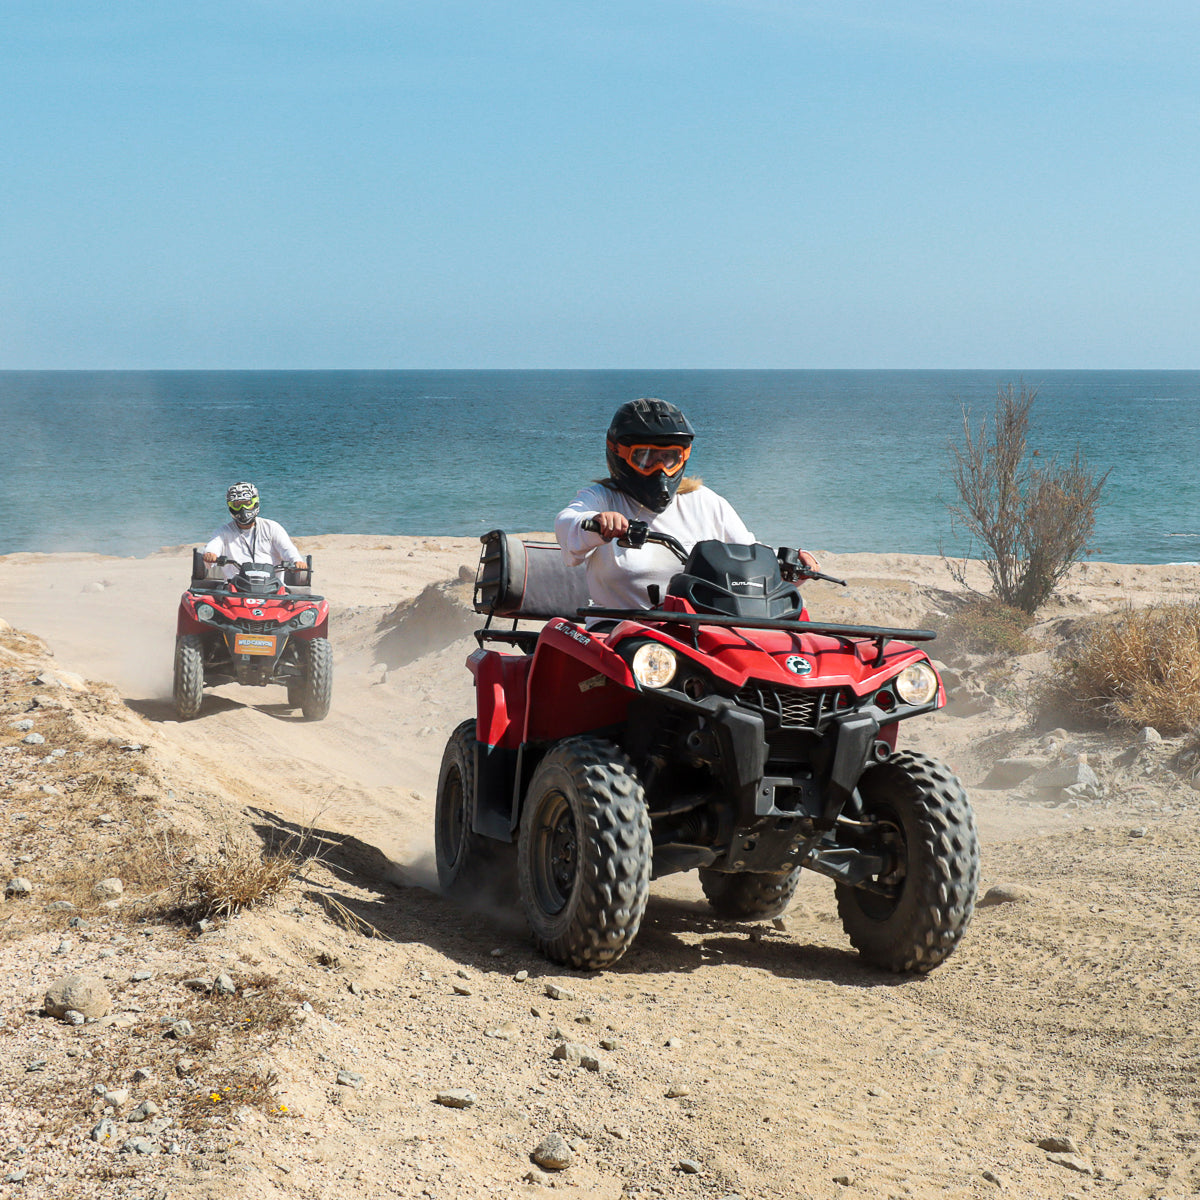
[518,737,651,970]
[700,867,801,920]
[299,637,333,721]
[835,750,979,973]
[435,719,499,895]
[173,635,204,720]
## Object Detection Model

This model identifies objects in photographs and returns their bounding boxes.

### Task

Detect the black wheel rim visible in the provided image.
[438,766,465,869]
[530,789,577,916]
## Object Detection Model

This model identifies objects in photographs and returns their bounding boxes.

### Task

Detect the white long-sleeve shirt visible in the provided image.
[203,518,302,581]
[556,482,754,610]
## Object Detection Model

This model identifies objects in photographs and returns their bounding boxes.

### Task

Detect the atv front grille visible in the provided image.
[734,683,849,730]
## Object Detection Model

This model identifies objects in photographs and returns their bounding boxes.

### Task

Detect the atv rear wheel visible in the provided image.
[435,719,498,896]
[835,750,979,973]
[518,737,651,970]
[173,635,204,720]
[699,867,801,920]
[300,637,332,721]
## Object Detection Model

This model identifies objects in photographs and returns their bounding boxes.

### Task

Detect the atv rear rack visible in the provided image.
[580,606,936,665]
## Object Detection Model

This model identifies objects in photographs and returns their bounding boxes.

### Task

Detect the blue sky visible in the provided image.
[2,1,1198,368]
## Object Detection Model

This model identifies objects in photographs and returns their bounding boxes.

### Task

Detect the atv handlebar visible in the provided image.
[580,517,688,562]
[580,518,846,585]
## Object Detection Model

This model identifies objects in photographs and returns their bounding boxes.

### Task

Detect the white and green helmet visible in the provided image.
[226,481,260,526]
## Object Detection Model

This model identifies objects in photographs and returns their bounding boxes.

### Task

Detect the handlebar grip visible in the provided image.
[580,517,600,533]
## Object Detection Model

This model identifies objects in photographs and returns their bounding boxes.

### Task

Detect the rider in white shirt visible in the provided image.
[203,482,306,582]
[556,399,818,611]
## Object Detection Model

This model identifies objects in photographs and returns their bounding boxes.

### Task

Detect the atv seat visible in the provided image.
[474,530,591,651]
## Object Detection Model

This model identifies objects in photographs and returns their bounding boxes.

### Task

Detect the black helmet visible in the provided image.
[605,398,696,513]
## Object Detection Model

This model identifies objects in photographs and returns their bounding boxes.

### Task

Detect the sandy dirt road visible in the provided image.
[2,538,1199,1198]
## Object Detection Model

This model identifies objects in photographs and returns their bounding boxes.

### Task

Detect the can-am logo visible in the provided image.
[785,655,813,676]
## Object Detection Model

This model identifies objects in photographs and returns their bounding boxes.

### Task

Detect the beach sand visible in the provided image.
[1,535,1198,1198]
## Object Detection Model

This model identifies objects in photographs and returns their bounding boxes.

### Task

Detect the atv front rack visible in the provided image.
[580,607,936,665]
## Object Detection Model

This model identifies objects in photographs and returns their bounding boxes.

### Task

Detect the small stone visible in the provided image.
[485,1022,518,1040]
[679,1159,703,1174]
[575,1011,594,1024]
[4,1168,28,1183]
[45,900,75,913]
[1129,827,1147,838]
[435,1089,476,1109]
[175,1058,196,1077]
[92,878,123,900]
[452,983,473,996]
[532,1132,573,1171]
[833,1174,854,1186]
[214,973,236,996]
[102,1088,130,1108]
[606,1125,630,1140]
[552,1042,601,1072]
[665,1082,690,1098]
[127,1099,160,1123]
[167,1019,194,1039]
[65,1010,85,1026]
[490,947,505,957]
[90,1118,118,1143]
[1038,1135,1080,1155]
[24,1059,46,1073]
[544,984,574,1001]
[599,1037,619,1051]
[180,977,209,991]
[514,970,529,982]
[4,878,32,899]
[1137,726,1162,743]
[22,733,45,745]
[120,1138,158,1156]
[11,719,34,731]
[97,948,116,959]
[982,1169,1003,1187]
[167,1142,182,1155]
[665,1037,682,1048]
[348,980,363,996]
[336,1071,364,1088]
[44,974,111,1020]
[132,1068,155,1084]
[772,916,789,932]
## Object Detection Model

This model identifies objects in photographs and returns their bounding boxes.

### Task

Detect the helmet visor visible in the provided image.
[611,442,691,477]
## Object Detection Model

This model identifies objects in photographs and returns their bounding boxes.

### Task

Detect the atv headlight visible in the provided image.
[295,608,317,629]
[895,661,938,706]
[196,603,215,622]
[631,642,677,689]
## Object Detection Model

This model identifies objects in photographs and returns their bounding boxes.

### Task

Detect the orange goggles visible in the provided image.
[609,440,692,477]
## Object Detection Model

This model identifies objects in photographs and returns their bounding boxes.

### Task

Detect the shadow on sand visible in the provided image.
[246,807,907,989]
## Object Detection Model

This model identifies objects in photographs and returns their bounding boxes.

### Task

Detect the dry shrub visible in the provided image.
[936,600,1035,658]
[1048,602,1200,733]
[946,381,1109,613]
[172,833,311,921]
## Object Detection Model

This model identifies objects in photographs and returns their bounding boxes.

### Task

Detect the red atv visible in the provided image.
[436,523,979,974]
[173,551,332,721]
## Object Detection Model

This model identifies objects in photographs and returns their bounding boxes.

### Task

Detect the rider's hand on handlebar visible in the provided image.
[798,549,820,572]
[203,551,218,564]
[593,512,630,541]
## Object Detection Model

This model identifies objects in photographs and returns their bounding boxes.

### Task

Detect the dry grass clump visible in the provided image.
[936,599,1036,659]
[1047,601,1200,734]
[171,834,311,921]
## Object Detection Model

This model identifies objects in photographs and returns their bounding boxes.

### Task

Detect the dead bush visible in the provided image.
[946,381,1109,613]
[171,833,311,921]
[1045,601,1200,733]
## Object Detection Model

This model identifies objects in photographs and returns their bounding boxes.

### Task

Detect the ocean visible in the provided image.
[2,370,1198,565]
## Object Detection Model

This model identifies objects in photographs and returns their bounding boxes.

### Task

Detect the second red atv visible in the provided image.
[173,550,332,721]
[436,523,979,974]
